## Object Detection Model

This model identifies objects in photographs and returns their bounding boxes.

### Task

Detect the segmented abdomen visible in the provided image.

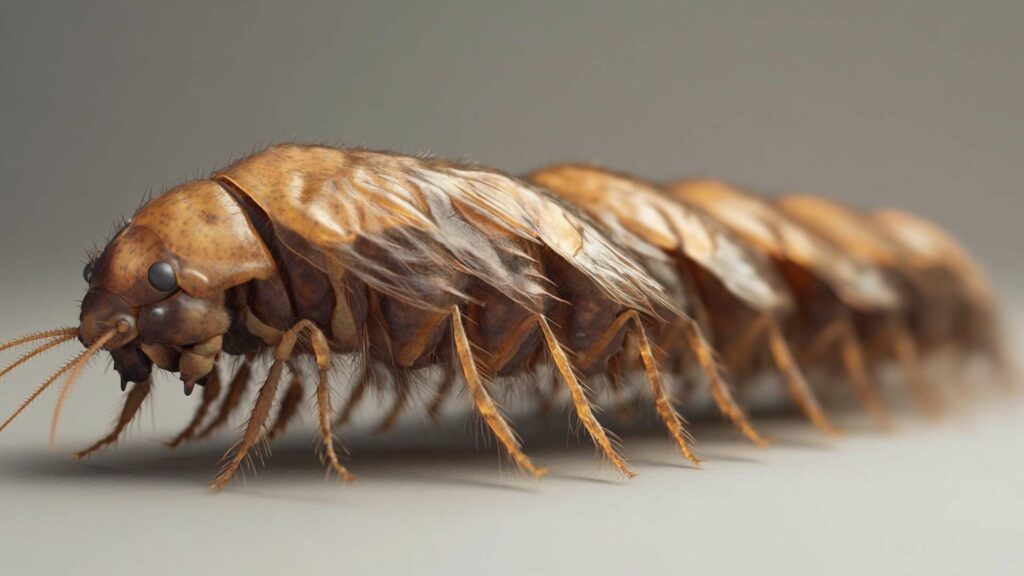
[204,144,995,390]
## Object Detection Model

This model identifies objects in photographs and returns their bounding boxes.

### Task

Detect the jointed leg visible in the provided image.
[267,372,304,442]
[631,316,702,464]
[802,316,891,427]
[333,364,370,424]
[765,318,842,436]
[304,326,355,482]
[538,315,636,478]
[427,362,457,422]
[606,355,634,423]
[333,331,376,428]
[167,369,223,448]
[890,320,943,416]
[451,306,546,477]
[210,361,285,490]
[74,379,153,459]
[723,314,772,370]
[835,321,891,427]
[682,319,769,447]
[211,320,352,490]
[376,376,410,433]
[195,357,253,440]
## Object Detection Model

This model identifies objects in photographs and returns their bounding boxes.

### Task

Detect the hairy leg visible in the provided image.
[375,376,410,433]
[210,361,284,491]
[681,319,769,446]
[267,372,304,442]
[211,321,353,490]
[538,315,635,478]
[765,317,842,436]
[426,362,457,422]
[74,379,153,459]
[451,306,546,477]
[630,315,701,465]
[802,316,891,427]
[195,357,253,440]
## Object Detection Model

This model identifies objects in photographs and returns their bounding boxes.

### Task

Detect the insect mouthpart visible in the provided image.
[109,342,154,388]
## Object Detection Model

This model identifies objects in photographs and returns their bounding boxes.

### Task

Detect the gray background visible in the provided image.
[0,2,1021,575]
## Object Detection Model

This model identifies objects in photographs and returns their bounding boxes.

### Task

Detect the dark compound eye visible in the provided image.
[83,259,97,284]
[147,261,178,292]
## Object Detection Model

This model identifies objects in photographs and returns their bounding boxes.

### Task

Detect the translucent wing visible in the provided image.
[531,165,791,313]
[216,144,676,316]
[670,180,903,312]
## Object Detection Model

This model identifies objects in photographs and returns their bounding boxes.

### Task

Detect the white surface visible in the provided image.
[0,306,1021,576]
[2,3,1021,574]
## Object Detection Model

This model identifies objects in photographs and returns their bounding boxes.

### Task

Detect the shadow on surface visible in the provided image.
[0,401,886,491]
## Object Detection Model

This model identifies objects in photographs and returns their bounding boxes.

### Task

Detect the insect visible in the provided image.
[0,143,1005,490]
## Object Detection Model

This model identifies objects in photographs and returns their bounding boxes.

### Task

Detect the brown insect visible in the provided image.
[0,143,1006,490]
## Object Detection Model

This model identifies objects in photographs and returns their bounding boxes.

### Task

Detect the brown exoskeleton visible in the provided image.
[0,143,1005,491]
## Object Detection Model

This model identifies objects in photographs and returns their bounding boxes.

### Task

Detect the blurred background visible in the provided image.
[0,2,1021,575]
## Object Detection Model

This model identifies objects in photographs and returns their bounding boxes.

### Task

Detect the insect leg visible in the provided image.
[538,315,636,478]
[375,374,410,433]
[167,368,223,448]
[605,354,634,424]
[267,371,304,442]
[211,320,354,490]
[627,314,701,465]
[722,313,773,370]
[302,322,355,482]
[834,319,892,427]
[451,306,547,478]
[334,333,374,428]
[889,319,943,416]
[764,317,842,436]
[74,379,153,459]
[680,318,769,447]
[194,356,253,440]
[801,315,891,427]
[333,360,370,428]
[426,361,457,422]
[210,359,284,491]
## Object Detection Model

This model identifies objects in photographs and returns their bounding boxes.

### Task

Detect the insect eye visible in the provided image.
[147,261,178,292]
[82,260,97,284]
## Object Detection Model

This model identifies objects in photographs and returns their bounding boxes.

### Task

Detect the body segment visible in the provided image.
[0,143,1003,490]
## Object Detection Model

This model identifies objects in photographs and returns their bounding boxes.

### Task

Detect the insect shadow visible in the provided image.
[0,401,844,493]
